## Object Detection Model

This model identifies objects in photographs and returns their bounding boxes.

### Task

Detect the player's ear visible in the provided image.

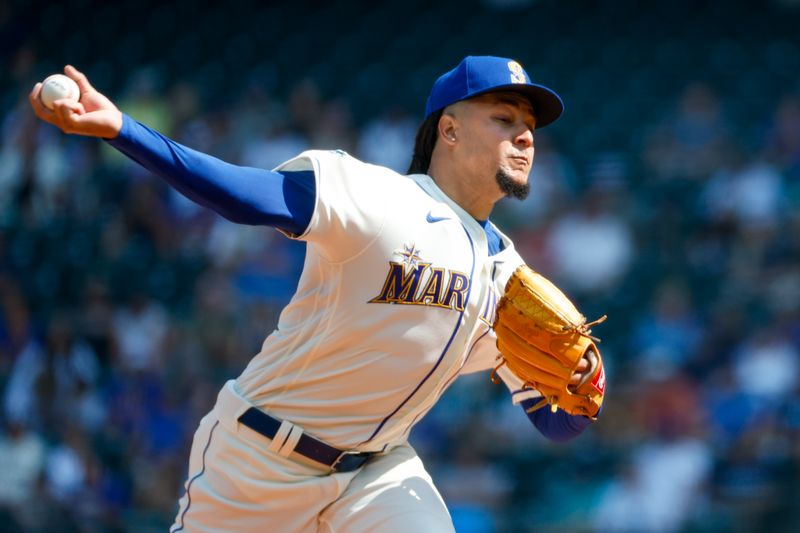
[438,112,458,146]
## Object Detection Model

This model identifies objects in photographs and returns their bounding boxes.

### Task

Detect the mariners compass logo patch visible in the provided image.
[397,243,423,270]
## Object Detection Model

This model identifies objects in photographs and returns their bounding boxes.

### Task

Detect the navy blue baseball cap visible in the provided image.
[424,56,564,128]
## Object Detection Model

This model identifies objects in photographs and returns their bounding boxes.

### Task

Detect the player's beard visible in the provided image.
[496,168,530,200]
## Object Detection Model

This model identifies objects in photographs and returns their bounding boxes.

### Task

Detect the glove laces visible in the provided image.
[562,314,607,342]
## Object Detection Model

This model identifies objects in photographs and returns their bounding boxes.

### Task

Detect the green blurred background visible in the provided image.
[2,0,800,531]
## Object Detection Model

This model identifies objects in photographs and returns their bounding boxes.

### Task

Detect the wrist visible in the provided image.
[105,110,123,140]
[99,110,124,141]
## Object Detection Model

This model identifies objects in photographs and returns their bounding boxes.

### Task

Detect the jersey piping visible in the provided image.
[358,223,477,446]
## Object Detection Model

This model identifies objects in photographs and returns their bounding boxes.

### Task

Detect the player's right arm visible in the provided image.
[28,66,314,236]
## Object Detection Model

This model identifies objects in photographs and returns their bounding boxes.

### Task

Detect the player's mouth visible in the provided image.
[509,155,529,168]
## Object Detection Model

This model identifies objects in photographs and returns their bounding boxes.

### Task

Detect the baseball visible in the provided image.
[40,74,80,110]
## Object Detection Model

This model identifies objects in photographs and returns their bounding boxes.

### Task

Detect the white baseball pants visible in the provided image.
[170,381,455,532]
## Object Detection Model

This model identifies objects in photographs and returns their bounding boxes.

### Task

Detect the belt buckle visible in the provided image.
[330,450,368,473]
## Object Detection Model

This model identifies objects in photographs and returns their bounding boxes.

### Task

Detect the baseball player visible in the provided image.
[29,56,602,532]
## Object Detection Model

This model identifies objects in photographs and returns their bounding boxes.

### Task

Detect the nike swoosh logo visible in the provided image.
[426,211,450,223]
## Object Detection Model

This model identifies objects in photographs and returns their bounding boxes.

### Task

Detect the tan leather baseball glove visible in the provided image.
[493,265,607,419]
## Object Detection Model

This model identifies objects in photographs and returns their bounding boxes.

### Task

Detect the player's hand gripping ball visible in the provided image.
[39,74,80,110]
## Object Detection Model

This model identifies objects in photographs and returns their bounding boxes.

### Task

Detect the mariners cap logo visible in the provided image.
[508,61,527,84]
[425,56,564,127]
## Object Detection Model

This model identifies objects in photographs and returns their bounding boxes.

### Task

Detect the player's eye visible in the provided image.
[494,116,512,124]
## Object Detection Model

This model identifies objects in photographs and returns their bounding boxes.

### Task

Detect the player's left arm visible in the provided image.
[520,399,596,442]
[493,363,596,442]
[462,334,598,442]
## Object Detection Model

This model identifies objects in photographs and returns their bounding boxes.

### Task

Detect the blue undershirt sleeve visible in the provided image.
[520,398,595,442]
[106,114,315,235]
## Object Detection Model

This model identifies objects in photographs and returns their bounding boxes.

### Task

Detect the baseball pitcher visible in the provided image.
[29,56,607,532]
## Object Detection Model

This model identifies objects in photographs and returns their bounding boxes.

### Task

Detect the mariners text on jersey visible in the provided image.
[368,260,471,311]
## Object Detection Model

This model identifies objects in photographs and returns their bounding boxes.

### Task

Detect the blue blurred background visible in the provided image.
[2,0,800,531]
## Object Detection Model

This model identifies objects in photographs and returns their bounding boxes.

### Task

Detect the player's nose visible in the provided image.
[514,127,533,149]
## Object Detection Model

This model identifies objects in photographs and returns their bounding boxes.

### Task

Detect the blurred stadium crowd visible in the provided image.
[2,0,800,531]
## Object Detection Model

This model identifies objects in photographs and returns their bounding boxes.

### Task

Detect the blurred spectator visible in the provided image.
[311,99,356,153]
[544,183,634,294]
[117,67,173,136]
[0,101,38,221]
[631,278,703,376]
[167,82,202,135]
[732,328,799,401]
[79,279,117,371]
[29,130,71,222]
[765,266,800,320]
[594,374,712,531]
[205,217,273,270]
[122,179,174,253]
[765,95,800,175]
[644,82,731,181]
[434,438,512,533]
[710,420,791,529]
[704,366,765,445]
[287,79,323,140]
[358,107,416,173]
[0,421,46,525]
[701,148,786,229]
[0,276,36,376]
[45,428,90,504]
[240,116,310,173]
[593,435,712,532]
[4,312,101,431]
[111,295,168,373]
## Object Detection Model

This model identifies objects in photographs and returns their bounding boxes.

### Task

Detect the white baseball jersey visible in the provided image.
[234,150,533,453]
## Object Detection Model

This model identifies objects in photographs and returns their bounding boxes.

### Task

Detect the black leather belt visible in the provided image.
[237,407,374,473]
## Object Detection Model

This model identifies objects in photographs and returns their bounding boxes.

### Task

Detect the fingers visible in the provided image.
[53,99,87,131]
[29,82,42,103]
[29,82,43,109]
[64,65,94,95]
[570,361,588,383]
[28,82,74,132]
[30,96,87,135]
[55,98,85,118]
[29,82,54,119]
[569,350,597,387]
